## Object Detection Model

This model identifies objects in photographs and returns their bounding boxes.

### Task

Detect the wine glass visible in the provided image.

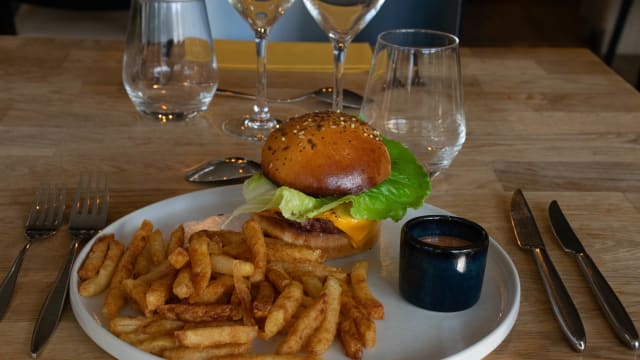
[223,0,297,141]
[303,0,386,111]
[122,0,218,123]
[360,29,466,178]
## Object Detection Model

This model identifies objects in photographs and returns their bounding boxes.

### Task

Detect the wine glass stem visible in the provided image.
[250,32,272,125]
[332,41,347,112]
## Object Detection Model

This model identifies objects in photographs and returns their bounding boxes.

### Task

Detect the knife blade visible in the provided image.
[549,200,639,350]
[510,189,586,352]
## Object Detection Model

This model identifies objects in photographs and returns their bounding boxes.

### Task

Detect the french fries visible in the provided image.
[109,315,155,335]
[175,325,258,347]
[148,229,166,265]
[341,287,377,349]
[188,275,234,304]
[166,224,185,255]
[276,293,327,354]
[350,261,384,320]
[211,254,255,277]
[158,303,241,322]
[306,276,342,354]
[78,234,111,280]
[146,272,177,313]
[252,280,275,319]
[266,264,293,292]
[339,317,364,360]
[78,238,124,297]
[174,267,195,299]
[103,220,150,319]
[270,260,347,282]
[78,217,384,359]
[188,231,212,295]
[233,260,256,326]
[122,278,151,315]
[262,281,304,339]
[163,343,252,360]
[244,219,267,282]
[168,247,189,269]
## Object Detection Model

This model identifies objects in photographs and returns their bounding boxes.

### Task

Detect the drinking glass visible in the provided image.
[223,0,296,141]
[122,0,218,123]
[360,29,466,178]
[303,0,386,111]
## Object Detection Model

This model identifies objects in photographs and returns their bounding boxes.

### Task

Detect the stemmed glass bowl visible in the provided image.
[302,0,386,111]
[223,0,297,140]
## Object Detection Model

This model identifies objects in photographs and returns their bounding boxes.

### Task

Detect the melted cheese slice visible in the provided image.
[314,205,376,248]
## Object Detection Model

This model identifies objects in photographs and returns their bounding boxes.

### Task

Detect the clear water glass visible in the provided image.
[360,29,466,177]
[122,0,218,123]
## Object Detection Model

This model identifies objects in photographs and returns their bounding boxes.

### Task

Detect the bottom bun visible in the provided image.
[251,210,380,259]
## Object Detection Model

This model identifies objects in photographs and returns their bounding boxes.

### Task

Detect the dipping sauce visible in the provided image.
[419,235,472,248]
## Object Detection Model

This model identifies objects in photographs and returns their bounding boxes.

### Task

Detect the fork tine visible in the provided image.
[71,176,85,217]
[70,174,109,227]
[45,186,58,225]
[35,186,50,226]
[52,186,66,227]
[81,175,91,216]
[99,176,109,218]
[26,187,44,227]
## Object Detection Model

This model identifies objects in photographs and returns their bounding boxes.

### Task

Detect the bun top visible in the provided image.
[261,111,391,197]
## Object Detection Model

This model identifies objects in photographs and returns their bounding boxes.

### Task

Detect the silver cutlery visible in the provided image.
[216,87,363,109]
[549,200,639,350]
[31,175,109,358]
[0,185,66,321]
[185,157,261,183]
[510,189,586,352]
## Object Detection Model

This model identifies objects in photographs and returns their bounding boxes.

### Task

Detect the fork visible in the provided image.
[30,175,109,358]
[0,185,66,321]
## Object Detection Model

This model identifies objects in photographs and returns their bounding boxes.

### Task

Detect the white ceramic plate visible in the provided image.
[70,185,520,360]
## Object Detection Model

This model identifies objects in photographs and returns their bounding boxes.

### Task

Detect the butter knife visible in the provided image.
[510,189,586,352]
[549,200,639,350]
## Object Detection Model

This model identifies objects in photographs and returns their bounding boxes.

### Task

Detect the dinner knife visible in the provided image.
[549,200,640,350]
[510,189,586,352]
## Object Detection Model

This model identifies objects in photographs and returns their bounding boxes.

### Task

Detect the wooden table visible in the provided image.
[0,36,639,359]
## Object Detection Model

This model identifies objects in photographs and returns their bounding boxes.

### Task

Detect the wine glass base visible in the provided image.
[223,116,281,141]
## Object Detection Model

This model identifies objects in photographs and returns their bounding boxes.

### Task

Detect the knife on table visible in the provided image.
[549,200,640,350]
[510,189,586,352]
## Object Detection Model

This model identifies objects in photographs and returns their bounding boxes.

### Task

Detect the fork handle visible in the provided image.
[30,240,80,358]
[0,241,31,320]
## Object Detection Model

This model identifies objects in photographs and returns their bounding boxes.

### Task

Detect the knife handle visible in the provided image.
[532,247,586,352]
[576,252,639,349]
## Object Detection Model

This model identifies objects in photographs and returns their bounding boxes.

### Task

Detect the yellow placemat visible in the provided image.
[214,39,372,72]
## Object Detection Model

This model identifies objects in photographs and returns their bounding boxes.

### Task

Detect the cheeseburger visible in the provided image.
[229,111,431,258]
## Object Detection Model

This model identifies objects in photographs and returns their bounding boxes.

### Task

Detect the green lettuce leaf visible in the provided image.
[228,138,430,222]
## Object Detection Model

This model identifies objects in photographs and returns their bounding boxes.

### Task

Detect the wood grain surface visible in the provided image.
[0,36,639,359]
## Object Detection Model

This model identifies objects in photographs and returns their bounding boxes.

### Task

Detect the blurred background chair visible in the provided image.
[2,0,130,38]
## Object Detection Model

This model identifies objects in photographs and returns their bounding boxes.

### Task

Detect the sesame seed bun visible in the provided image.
[261,111,391,197]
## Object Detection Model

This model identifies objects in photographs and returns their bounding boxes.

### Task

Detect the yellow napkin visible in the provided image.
[214,39,372,72]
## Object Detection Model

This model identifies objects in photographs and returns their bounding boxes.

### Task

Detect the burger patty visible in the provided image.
[252,209,380,259]
[253,209,342,234]
[298,217,342,234]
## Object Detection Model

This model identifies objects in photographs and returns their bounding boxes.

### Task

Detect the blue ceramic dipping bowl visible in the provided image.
[399,215,489,312]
